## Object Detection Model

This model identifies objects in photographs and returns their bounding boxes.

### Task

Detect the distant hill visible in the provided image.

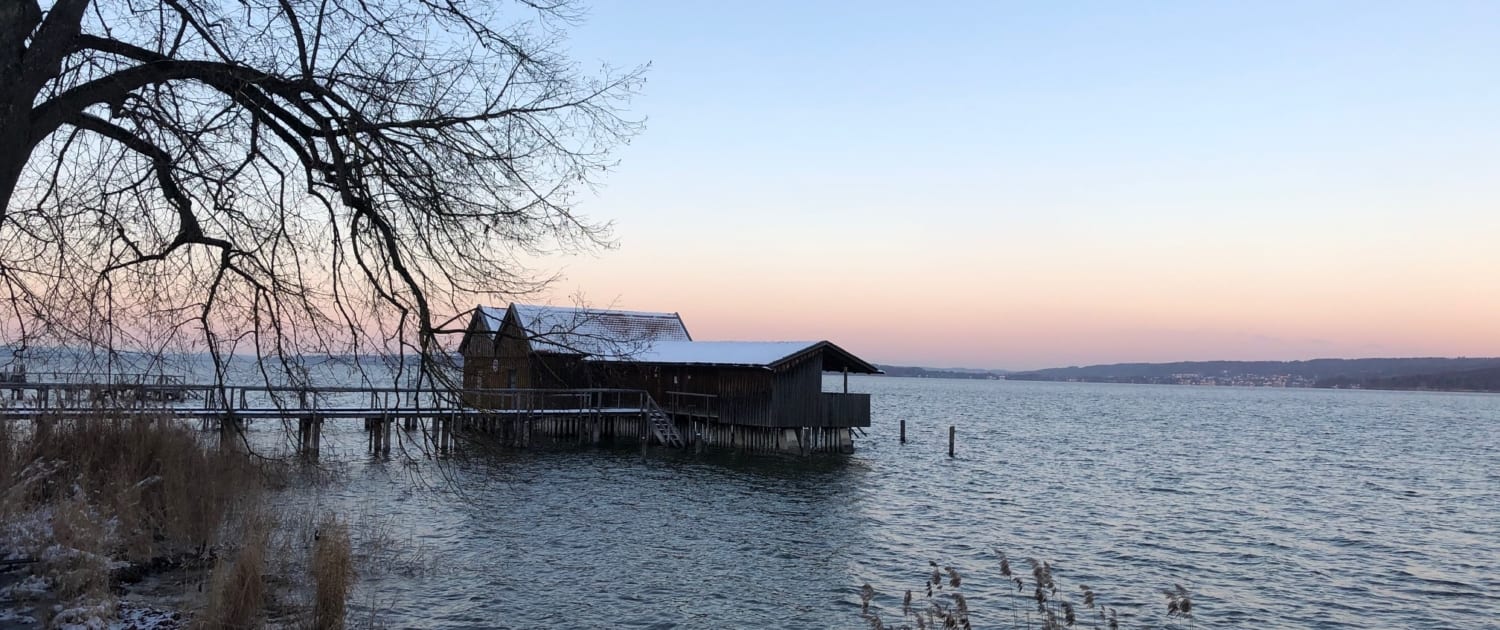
[875,365,1008,380]
[1006,357,1500,390]
[1316,364,1500,392]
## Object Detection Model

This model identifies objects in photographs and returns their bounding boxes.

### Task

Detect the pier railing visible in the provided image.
[7,372,186,386]
[0,381,659,419]
[664,391,719,419]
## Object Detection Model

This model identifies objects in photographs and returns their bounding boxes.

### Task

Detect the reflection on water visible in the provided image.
[249,377,1499,629]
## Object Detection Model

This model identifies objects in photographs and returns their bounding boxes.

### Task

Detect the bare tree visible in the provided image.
[0,0,641,388]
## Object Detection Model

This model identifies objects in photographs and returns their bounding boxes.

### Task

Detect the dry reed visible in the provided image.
[0,415,332,627]
[311,514,356,630]
[859,547,1203,629]
[197,515,271,629]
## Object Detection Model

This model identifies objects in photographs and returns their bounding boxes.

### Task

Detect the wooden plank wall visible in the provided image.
[770,352,822,428]
[710,367,773,426]
[581,364,776,427]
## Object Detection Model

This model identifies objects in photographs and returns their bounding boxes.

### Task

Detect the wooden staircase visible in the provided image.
[644,398,685,448]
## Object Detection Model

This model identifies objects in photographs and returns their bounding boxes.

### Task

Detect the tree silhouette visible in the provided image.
[0,0,640,386]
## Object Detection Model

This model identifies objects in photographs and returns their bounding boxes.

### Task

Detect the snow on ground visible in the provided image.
[4,501,185,630]
[110,601,184,630]
[1,570,186,630]
[0,605,39,627]
[0,568,45,630]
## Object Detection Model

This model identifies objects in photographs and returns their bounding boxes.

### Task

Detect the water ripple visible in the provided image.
[260,379,1499,628]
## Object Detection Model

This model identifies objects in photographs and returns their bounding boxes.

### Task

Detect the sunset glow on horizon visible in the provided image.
[497,1,1500,370]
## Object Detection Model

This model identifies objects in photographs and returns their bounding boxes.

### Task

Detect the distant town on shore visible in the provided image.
[877,357,1500,393]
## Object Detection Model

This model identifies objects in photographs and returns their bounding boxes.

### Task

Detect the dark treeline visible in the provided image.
[874,365,1006,380]
[1316,365,1500,392]
[1008,357,1500,390]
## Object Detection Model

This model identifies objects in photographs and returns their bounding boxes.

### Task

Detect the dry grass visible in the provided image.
[1,416,273,561]
[197,515,271,630]
[0,415,312,627]
[311,514,356,630]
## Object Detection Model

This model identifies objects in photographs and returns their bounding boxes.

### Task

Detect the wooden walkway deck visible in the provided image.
[0,382,686,456]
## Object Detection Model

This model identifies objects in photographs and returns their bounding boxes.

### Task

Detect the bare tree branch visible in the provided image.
[0,0,644,394]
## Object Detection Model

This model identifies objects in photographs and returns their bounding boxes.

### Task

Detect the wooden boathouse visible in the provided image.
[458,304,881,453]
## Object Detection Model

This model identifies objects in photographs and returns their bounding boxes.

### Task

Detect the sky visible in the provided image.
[514,1,1500,370]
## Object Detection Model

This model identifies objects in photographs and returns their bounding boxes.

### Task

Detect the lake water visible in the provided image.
[263,377,1499,629]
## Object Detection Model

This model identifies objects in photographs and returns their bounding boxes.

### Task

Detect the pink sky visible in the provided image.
[517,209,1500,370]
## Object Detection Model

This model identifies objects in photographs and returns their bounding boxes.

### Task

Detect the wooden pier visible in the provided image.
[1,376,863,456]
[0,382,691,457]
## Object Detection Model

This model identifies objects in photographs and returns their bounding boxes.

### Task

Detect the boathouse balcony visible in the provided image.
[820,392,871,428]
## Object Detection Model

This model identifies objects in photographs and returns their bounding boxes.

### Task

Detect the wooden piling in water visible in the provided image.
[219,416,243,448]
[311,417,322,459]
[298,418,313,456]
[948,425,955,457]
[900,419,906,444]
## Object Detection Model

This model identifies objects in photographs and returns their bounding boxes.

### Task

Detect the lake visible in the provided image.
[262,377,1499,629]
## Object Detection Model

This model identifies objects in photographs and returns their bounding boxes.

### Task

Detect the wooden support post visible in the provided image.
[383,418,393,455]
[311,417,322,459]
[219,416,243,449]
[843,368,849,393]
[298,418,312,454]
[900,419,906,444]
[948,425,955,458]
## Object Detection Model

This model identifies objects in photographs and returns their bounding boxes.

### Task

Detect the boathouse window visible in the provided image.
[490,359,500,371]
[506,369,518,388]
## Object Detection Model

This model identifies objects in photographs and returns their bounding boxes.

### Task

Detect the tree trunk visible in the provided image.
[0,1,41,218]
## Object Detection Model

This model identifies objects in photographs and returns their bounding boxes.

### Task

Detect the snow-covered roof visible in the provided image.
[590,339,883,373]
[591,340,820,367]
[476,306,506,332]
[509,304,692,356]
[461,303,881,373]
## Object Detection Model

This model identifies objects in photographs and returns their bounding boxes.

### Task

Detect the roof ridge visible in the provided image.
[505,303,683,318]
